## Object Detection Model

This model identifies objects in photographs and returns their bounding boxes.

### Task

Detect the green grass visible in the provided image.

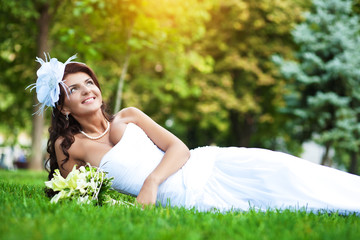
[1,170,360,240]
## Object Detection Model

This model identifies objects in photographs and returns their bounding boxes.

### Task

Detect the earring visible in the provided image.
[66,113,69,120]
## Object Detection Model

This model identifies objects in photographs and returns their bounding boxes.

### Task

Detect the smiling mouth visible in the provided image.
[82,97,95,104]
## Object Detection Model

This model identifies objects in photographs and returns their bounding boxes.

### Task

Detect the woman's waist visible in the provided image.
[100,153,164,196]
[157,169,187,206]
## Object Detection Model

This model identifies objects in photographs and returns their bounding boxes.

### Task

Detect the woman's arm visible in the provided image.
[114,107,190,205]
[54,138,75,178]
[54,137,84,178]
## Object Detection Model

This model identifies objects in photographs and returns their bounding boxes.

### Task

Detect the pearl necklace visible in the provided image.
[80,120,110,140]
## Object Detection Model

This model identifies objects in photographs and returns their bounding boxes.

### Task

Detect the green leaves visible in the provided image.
[0,0,329,163]
[275,0,360,171]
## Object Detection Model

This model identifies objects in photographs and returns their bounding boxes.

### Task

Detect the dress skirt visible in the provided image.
[179,146,360,213]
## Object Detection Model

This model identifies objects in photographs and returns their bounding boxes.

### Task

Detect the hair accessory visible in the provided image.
[26,53,77,115]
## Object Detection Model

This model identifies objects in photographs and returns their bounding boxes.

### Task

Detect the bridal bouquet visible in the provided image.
[45,163,133,206]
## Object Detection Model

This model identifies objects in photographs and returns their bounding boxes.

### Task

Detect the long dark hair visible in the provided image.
[44,62,113,197]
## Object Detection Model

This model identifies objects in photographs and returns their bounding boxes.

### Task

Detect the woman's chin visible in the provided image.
[74,105,103,117]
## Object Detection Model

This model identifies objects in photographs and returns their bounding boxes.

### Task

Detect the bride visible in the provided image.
[30,54,360,214]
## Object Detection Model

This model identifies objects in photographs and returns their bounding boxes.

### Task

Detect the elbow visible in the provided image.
[170,141,190,161]
[181,143,191,161]
[185,146,191,159]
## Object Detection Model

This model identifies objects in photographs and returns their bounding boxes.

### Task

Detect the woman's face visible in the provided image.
[61,72,103,118]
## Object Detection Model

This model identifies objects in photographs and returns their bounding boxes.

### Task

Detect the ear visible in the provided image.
[57,104,70,117]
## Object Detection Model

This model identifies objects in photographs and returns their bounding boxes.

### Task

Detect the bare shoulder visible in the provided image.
[113,107,187,152]
[54,136,84,157]
[117,107,143,121]
[109,107,140,144]
[54,137,68,175]
[54,137,66,158]
[54,135,84,176]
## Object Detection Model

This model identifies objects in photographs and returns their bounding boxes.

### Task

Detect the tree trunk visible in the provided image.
[30,3,50,170]
[320,142,332,167]
[349,151,358,174]
[229,110,254,147]
[113,52,130,113]
[113,26,133,114]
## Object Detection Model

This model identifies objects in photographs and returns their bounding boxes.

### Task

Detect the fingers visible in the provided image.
[135,197,156,209]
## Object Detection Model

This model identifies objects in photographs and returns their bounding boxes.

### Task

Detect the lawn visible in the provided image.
[1,169,359,240]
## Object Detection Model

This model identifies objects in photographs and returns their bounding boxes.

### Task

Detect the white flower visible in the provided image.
[45,169,68,191]
[76,177,89,194]
[66,166,83,190]
[50,190,68,204]
[88,178,98,192]
[26,53,77,115]
[79,166,87,173]
[45,163,133,207]
[77,195,91,204]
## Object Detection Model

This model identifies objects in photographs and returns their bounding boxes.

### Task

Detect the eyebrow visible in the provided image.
[68,78,92,88]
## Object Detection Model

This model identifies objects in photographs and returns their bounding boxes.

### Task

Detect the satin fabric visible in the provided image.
[100,123,360,213]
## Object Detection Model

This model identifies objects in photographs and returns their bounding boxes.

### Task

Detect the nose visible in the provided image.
[81,84,91,95]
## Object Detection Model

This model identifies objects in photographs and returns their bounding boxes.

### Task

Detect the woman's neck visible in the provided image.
[74,110,108,134]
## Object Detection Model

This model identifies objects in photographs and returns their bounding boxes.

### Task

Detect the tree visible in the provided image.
[0,1,38,145]
[274,0,360,173]
[0,0,78,170]
[0,1,48,169]
[0,0,310,167]
[51,0,212,111]
[174,0,307,150]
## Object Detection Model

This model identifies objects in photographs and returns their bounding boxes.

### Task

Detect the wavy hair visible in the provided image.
[44,62,113,197]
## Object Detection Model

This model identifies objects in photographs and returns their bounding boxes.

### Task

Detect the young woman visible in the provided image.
[32,54,360,214]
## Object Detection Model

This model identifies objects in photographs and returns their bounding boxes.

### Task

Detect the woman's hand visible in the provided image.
[136,176,160,206]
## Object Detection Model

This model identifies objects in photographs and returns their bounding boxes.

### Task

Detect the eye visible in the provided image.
[86,79,94,85]
[70,87,77,94]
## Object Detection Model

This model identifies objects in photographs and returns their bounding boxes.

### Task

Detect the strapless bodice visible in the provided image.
[99,123,187,206]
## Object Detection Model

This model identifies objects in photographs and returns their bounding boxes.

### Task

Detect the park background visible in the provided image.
[2,1,360,239]
[1,0,360,176]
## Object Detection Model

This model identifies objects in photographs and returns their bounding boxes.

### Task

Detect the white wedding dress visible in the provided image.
[99,123,360,213]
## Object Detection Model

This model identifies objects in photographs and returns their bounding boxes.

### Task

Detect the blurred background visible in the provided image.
[1,0,360,175]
